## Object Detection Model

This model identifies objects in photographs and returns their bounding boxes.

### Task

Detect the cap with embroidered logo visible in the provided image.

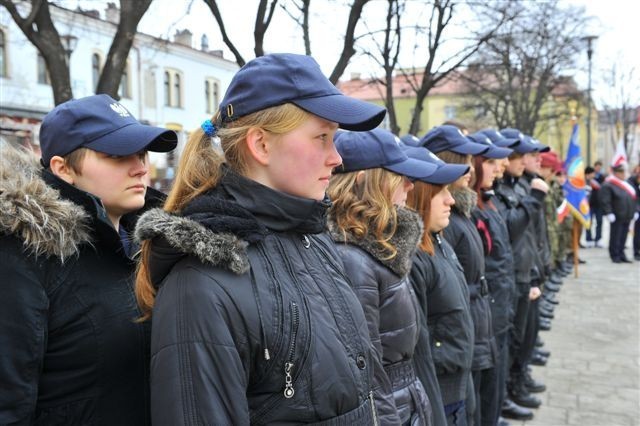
[39,94,177,166]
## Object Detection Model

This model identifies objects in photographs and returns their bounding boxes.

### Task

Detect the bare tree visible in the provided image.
[600,61,640,157]
[280,0,311,55]
[1,0,153,104]
[328,0,369,84]
[460,0,589,135]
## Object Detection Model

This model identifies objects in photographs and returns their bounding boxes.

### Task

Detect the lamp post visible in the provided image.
[582,35,598,166]
[60,34,78,66]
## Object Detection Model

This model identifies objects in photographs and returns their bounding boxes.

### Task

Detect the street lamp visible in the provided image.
[60,34,78,66]
[582,35,598,166]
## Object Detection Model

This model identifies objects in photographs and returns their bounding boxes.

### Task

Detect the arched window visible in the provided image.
[205,80,210,113]
[119,61,130,98]
[173,73,181,107]
[205,78,220,114]
[37,53,50,85]
[164,71,170,106]
[92,53,101,92]
[0,29,6,77]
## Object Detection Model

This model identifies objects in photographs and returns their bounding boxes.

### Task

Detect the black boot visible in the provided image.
[530,352,548,366]
[501,398,534,420]
[509,380,542,409]
[539,318,552,331]
[524,371,547,393]
[535,347,551,358]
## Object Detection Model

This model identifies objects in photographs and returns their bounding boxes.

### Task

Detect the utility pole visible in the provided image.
[582,35,598,166]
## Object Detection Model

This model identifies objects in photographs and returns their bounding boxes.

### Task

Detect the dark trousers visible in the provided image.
[609,220,631,261]
[587,208,603,242]
[444,400,467,426]
[521,297,540,367]
[484,331,509,426]
[509,285,530,370]
[633,217,640,256]
[473,366,498,426]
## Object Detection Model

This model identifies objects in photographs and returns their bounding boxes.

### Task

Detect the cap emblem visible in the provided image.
[110,102,130,118]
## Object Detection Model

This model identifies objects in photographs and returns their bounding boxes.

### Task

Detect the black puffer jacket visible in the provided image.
[0,144,155,425]
[494,176,545,287]
[409,233,474,406]
[519,172,550,280]
[473,191,516,336]
[135,169,389,426]
[600,178,636,222]
[329,208,431,425]
[443,188,496,372]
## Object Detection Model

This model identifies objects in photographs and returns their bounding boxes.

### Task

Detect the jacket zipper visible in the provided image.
[284,301,299,399]
[369,391,379,426]
[435,233,447,258]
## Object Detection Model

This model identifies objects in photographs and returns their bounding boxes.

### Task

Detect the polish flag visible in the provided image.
[557,199,570,223]
[611,139,628,168]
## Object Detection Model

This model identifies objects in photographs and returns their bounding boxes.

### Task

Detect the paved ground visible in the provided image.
[515,228,640,426]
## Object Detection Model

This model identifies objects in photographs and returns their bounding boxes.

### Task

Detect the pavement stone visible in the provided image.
[513,227,640,426]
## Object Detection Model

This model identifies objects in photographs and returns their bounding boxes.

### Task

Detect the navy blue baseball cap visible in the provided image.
[468,132,513,159]
[528,138,550,152]
[479,128,520,149]
[40,94,177,166]
[499,128,539,154]
[400,144,470,185]
[418,125,489,155]
[400,134,420,146]
[219,53,386,131]
[334,129,437,180]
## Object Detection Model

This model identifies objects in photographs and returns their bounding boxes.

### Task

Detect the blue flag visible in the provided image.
[562,124,590,227]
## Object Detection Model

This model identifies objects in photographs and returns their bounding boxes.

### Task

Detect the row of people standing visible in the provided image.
[2,52,564,426]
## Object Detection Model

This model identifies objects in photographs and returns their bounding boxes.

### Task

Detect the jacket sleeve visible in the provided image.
[496,190,543,244]
[599,185,613,215]
[339,249,400,426]
[0,245,48,425]
[149,265,250,426]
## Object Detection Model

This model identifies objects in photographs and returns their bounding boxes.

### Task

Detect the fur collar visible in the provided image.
[134,208,250,275]
[0,143,91,261]
[328,207,423,276]
[451,187,478,218]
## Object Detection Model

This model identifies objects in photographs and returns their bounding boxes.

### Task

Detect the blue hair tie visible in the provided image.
[201,119,217,136]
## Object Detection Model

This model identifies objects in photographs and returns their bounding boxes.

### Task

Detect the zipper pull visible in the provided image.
[283,362,295,398]
[369,391,379,426]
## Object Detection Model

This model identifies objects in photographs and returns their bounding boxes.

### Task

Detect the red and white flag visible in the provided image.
[611,139,628,168]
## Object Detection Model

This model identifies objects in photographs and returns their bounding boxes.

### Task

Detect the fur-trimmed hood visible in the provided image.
[328,207,423,276]
[134,208,251,279]
[451,186,478,218]
[0,143,91,261]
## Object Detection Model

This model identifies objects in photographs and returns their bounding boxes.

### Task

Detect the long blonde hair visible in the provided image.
[328,168,405,260]
[135,103,312,320]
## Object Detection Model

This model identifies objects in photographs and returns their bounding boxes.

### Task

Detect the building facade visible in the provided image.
[0,3,238,184]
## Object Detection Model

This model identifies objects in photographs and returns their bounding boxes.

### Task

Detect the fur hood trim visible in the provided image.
[451,187,478,218]
[0,143,91,261]
[134,208,250,275]
[328,207,423,276]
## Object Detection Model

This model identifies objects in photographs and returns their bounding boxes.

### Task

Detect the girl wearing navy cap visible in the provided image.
[327,129,435,425]
[405,150,474,426]
[134,53,390,425]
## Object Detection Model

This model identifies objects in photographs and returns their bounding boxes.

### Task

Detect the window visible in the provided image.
[444,105,457,120]
[92,53,102,92]
[163,69,183,108]
[0,29,6,77]
[205,78,220,114]
[119,61,130,98]
[37,53,50,85]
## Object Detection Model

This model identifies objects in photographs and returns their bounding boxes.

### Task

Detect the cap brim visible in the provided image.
[425,164,470,185]
[535,145,551,153]
[292,95,386,131]
[513,143,538,154]
[385,158,438,180]
[84,123,178,155]
[483,146,513,159]
[493,138,520,148]
[452,141,489,156]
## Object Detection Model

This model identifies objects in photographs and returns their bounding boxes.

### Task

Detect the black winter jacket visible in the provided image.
[473,191,516,336]
[329,208,431,425]
[0,145,155,425]
[494,176,545,288]
[443,188,496,372]
[599,178,636,222]
[519,172,551,278]
[134,169,387,425]
[409,234,474,406]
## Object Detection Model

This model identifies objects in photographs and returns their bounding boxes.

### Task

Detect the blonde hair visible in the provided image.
[328,169,405,260]
[136,103,313,320]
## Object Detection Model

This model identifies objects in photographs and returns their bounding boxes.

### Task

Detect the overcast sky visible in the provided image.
[59,0,640,108]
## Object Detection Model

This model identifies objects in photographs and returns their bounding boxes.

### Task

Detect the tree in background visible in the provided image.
[460,0,589,135]
[1,0,152,105]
